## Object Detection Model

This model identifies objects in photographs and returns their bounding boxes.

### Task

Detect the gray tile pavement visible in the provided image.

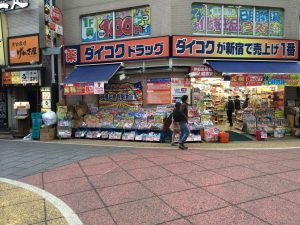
[0,140,132,179]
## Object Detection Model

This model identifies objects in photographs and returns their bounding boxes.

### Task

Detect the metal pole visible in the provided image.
[50,0,55,84]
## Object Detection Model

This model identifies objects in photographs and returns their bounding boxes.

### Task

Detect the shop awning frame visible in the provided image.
[63,63,121,84]
[205,60,300,74]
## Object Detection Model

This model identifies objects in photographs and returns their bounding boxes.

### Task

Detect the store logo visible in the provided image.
[0,0,29,10]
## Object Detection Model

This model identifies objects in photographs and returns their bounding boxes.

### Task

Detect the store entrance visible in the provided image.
[27,89,38,116]
[191,77,294,141]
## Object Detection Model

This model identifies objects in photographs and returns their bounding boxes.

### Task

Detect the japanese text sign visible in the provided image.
[263,74,300,86]
[64,36,170,65]
[146,78,171,105]
[2,70,40,85]
[191,66,214,77]
[9,34,40,65]
[173,36,298,60]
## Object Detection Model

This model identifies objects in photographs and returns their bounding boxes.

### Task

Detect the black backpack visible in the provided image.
[173,108,184,122]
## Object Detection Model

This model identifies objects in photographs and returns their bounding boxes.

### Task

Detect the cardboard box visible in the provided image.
[40,126,56,141]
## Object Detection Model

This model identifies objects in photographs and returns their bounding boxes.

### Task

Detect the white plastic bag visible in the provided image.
[42,111,57,126]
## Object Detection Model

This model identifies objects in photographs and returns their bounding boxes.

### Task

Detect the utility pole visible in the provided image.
[50,0,55,84]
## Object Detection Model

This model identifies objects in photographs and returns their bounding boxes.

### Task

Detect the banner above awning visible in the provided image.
[206,60,300,74]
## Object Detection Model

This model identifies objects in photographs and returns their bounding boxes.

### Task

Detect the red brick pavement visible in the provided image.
[19,148,300,225]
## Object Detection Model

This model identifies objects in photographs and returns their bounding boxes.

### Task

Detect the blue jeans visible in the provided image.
[179,122,190,145]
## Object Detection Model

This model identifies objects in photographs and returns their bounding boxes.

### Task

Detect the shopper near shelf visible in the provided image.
[177,95,190,150]
[242,97,250,109]
[234,96,241,111]
[170,102,181,146]
[225,96,235,127]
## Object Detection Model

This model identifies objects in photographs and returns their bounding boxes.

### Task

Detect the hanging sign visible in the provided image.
[173,36,299,60]
[50,6,62,24]
[230,74,264,87]
[190,66,214,77]
[93,82,104,94]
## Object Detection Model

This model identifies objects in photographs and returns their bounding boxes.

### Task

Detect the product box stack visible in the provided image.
[40,125,56,141]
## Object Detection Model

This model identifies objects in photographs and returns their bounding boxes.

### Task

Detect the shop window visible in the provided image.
[255,8,269,36]
[223,6,238,35]
[270,8,284,37]
[239,6,254,36]
[191,3,284,37]
[207,4,222,34]
[81,6,151,43]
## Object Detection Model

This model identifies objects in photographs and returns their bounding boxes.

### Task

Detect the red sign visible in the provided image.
[50,6,62,24]
[230,74,264,87]
[245,75,264,86]
[191,66,214,77]
[80,36,170,64]
[146,78,171,105]
[64,83,94,95]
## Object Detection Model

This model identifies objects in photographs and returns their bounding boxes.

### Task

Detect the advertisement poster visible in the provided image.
[171,78,191,104]
[146,78,171,105]
[263,74,300,86]
[99,82,143,107]
[94,82,104,94]
[81,16,97,42]
[97,12,113,41]
[230,74,264,87]
[82,7,150,42]
[8,34,40,65]
[64,83,94,95]
[173,36,298,60]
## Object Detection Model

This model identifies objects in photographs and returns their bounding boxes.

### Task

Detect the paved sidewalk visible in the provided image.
[0,179,81,225]
[16,148,300,225]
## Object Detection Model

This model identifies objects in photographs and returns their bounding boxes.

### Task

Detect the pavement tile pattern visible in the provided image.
[0,140,299,224]
[1,141,296,225]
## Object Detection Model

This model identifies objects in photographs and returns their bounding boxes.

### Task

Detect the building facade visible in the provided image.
[61,0,300,107]
[0,0,62,134]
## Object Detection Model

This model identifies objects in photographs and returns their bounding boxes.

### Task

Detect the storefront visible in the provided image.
[172,35,300,140]
[2,34,43,136]
[58,34,300,142]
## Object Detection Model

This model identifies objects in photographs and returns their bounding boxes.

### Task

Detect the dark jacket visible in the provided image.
[234,99,241,110]
[179,102,188,123]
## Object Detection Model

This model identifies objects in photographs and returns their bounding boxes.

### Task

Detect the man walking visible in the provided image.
[225,96,235,127]
[178,95,190,150]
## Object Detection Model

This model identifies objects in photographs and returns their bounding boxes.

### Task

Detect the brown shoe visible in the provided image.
[178,144,188,150]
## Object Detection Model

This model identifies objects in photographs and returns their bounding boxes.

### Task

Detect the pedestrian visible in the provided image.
[170,102,181,146]
[225,96,235,127]
[177,95,190,150]
[242,97,250,109]
[234,96,241,111]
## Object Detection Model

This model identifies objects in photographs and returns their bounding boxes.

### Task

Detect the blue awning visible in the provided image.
[64,63,121,84]
[206,60,300,74]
